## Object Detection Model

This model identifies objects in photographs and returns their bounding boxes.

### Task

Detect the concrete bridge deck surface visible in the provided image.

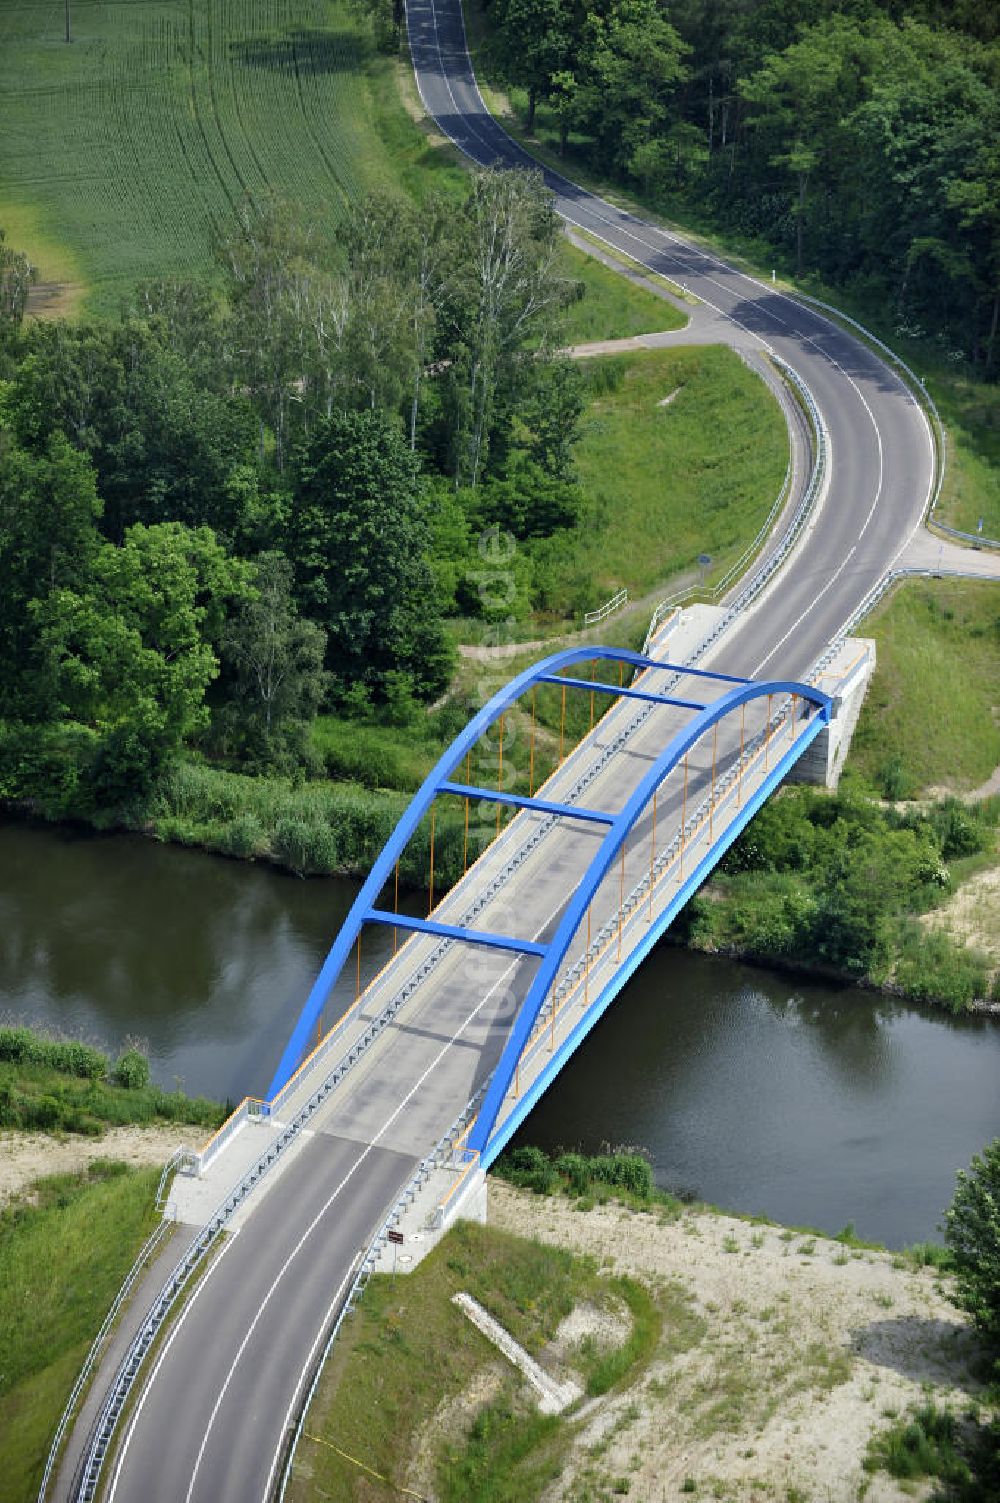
[62,1,945,1497]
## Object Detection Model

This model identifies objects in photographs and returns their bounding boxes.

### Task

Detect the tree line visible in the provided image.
[482,0,1000,366]
[0,171,588,816]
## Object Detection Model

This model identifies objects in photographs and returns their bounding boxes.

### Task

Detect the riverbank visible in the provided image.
[292,1173,989,1503]
[5,759,999,1020]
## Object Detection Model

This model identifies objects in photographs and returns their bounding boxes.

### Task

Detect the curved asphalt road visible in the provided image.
[408,0,936,683]
[79,9,937,1502]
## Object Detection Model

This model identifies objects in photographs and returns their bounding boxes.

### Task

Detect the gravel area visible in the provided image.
[488,1183,984,1503]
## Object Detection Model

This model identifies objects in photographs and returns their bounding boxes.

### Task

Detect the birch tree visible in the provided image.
[447,169,570,487]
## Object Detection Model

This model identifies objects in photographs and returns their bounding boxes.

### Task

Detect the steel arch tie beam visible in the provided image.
[363,910,548,958]
[465,677,832,1159]
[266,643,727,1096]
[535,674,708,712]
[437,781,616,825]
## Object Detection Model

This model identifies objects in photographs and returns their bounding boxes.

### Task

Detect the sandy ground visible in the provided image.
[0,1125,206,1206]
[924,864,1000,969]
[483,1183,984,1503]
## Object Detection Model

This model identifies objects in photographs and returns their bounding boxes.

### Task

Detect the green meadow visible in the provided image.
[0,0,465,310]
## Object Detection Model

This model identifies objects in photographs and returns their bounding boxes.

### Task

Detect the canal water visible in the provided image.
[3,819,998,1247]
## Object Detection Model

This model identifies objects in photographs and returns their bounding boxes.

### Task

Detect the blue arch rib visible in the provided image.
[267,645,749,1098]
[465,676,832,1157]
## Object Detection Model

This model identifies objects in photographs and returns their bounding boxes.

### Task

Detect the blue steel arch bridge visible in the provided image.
[62,613,845,1503]
[258,628,830,1175]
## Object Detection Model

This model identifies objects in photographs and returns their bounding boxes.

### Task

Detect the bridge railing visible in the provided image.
[583,587,628,626]
[495,690,817,1123]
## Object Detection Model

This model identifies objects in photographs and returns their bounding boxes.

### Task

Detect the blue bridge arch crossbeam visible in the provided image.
[268,645,830,1163]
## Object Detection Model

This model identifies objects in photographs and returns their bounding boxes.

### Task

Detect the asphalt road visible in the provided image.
[82,8,938,1500]
[408,0,936,684]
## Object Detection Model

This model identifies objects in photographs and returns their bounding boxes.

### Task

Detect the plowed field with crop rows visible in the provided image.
[0,0,455,309]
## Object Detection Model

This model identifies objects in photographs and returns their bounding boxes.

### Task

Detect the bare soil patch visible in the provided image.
[923,863,1000,968]
[25,280,85,319]
[0,1125,205,1205]
[488,1184,983,1503]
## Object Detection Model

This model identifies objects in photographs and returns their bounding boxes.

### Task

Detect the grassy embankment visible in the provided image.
[851,579,1000,798]
[0,1161,162,1502]
[461,0,1000,542]
[287,1213,696,1503]
[0,1026,224,1135]
[0,1030,222,1495]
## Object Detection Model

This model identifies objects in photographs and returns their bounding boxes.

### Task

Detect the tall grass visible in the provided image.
[0,1026,224,1134]
[144,758,471,884]
[0,1163,161,1500]
[851,580,1000,794]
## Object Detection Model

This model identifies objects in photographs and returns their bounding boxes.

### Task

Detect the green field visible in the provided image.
[0,0,464,310]
[0,1162,162,1503]
[538,345,787,611]
[850,579,1000,796]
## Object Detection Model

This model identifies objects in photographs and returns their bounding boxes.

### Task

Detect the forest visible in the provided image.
[476,0,1000,367]
[0,172,590,811]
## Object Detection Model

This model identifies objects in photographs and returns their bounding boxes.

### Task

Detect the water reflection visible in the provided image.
[515,949,1000,1247]
[5,819,999,1244]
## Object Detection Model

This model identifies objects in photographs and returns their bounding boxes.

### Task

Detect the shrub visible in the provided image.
[945,1137,1000,1347]
[588,1153,653,1200]
[864,1403,970,1485]
[896,928,988,1013]
[495,1146,560,1195]
[114,1049,150,1090]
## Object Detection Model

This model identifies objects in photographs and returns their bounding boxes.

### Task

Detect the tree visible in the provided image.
[218,552,329,769]
[493,0,574,132]
[576,0,688,178]
[445,169,570,486]
[7,320,257,541]
[945,1138,1000,1349]
[0,230,36,336]
[216,198,326,470]
[740,20,862,275]
[948,129,1000,368]
[32,523,252,801]
[0,430,102,717]
[288,410,452,701]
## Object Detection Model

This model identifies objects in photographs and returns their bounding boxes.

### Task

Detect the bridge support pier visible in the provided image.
[790,638,876,789]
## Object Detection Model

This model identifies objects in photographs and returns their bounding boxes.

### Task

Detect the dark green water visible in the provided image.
[3,819,998,1245]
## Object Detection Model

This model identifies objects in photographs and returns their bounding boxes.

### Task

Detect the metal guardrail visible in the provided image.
[643,357,828,658]
[791,290,998,550]
[583,587,628,626]
[39,1219,172,1503]
[275,1085,488,1502]
[155,1147,197,1207]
